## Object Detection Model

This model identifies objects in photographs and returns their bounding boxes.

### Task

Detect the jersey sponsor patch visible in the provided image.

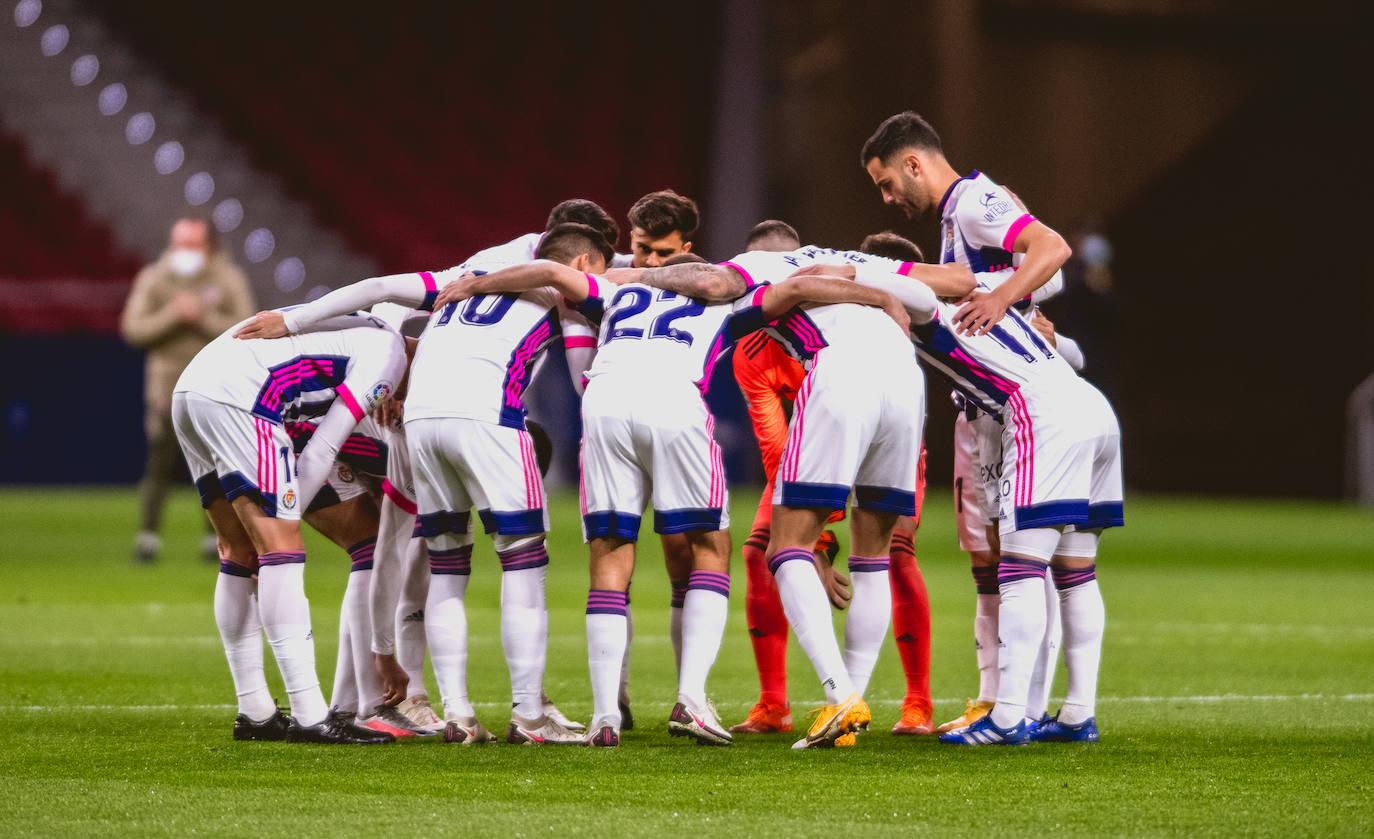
[365,383,391,412]
[979,190,1015,222]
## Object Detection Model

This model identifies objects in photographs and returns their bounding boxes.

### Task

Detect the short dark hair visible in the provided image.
[536,222,613,266]
[661,252,708,266]
[860,111,943,166]
[628,190,700,240]
[859,231,924,263]
[546,199,620,250]
[744,219,800,251]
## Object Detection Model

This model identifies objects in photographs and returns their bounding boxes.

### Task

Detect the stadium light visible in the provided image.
[184,172,214,206]
[212,198,243,233]
[70,54,98,86]
[98,82,126,115]
[244,228,275,263]
[125,112,154,145]
[274,257,305,292]
[14,0,40,27]
[39,22,65,55]
[153,140,183,174]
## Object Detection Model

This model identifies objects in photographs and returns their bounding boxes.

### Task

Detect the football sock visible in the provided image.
[770,548,854,704]
[743,534,789,706]
[669,583,687,676]
[618,590,633,707]
[345,540,381,713]
[257,554,328,727]
[889,532,932,713]
[990,558,1049,729]
[497,541,550,720]
[844,556,891,696]
[396,534,429,695]
[213,562,275,721]
[1054,564,1104,725]
[677,571,729,707]
[1027,573,1062,721]
[587,589,629,727]
[973,564,1000,703]
[426,544,474,718]
[330,597,358,714]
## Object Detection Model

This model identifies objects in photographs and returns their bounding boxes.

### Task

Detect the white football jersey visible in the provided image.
[574,275,767,394]
[911,278,1079,415]
[721,246,915,366]
[175,313,406,425]
[405,286,569,428]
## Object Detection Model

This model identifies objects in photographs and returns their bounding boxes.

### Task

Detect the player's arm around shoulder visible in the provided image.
[233,271,437,340]
[636,262,747,303]
[431,260,593,309]
[762,271,910,334]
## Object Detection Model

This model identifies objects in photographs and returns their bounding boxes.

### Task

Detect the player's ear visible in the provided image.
[903,152,922,177]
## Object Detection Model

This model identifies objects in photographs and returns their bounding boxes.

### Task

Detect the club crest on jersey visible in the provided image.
[281,489,297,510]
[365,383,391,411]
[336,465,355,483]
[943,227,955,261]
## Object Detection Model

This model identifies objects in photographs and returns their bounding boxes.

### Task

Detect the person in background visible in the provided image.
[121,217,255,564]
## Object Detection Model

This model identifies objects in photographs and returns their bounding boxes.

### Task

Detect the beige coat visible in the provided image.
[120,249,256,411]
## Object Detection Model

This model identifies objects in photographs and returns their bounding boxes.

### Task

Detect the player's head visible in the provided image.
[627,190,699,268]
[860,111,947,221]
[744,219,800,253]
[167,216,214,276]
[859,231,924,263]
[545,199,620,253]
[661,252,709,266]
[536,222,612,273]
[524,420,553,478]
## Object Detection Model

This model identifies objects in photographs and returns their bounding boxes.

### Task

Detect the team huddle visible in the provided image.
[171,111,1122,749]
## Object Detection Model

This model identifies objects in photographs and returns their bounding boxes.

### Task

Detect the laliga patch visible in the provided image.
[365,383,392,411]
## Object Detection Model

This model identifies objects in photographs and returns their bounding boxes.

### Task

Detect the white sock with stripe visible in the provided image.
[213,563,276,721]
[990,558,1049,730]
[1054,565,1105,725]
[257,555,328,727]
[843,557,892,697]
[677,572,729,707]
[771,548,855,704]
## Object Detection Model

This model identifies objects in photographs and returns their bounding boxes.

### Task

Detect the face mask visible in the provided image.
[169,248,207,277]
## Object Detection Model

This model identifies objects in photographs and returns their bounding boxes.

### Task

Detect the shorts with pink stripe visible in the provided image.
[405,416,549,536]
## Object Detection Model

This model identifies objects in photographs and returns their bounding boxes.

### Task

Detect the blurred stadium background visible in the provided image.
[0,0,1367,499]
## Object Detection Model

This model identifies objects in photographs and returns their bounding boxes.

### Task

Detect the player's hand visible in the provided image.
[373,653,409,706]
[602,267,641,286]
[233,310,288,340]
[787,263,856,281]
[173,291,202,324]
[881,292,911,336]
[1029,308,1059,347]
[953,290,1010,336]
[819,563,852,611]
[375,395,405,428]
[431,272,480,310]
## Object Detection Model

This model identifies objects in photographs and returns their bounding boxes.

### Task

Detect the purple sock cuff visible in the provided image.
[848,555,890,573]
[998,557,1048,585]
[1052,564,1097,590]
[586,588,628,616]
[429,545,473,576]
[347,537,376,572]
[257,551,305,567]
[972,565,1000,594]
[687,570,729,598]
[498,542,549,572]
[767,547,814,576]
[670,584,688,608]
[219,561,254,578]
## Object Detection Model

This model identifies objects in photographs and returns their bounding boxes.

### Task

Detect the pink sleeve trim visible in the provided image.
[382,478,417,515]
[335,383,365,421]
[564,335,597,349]
[721,261,755,287]
[1002,214,1036,253]
[750,285,768,306]
[418,270,437,293]
[568,273,598,306]
[898,261,916,277]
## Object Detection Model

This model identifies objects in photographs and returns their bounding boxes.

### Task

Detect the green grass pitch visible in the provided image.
[1,486,1371,837]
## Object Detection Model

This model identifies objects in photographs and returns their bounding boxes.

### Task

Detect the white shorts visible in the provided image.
[953,408,1003,552]
[580,379,728,541]
[172,392,302,520]
[774,349,923,514]
[997,379,1124,535]
[406,416,550,537]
